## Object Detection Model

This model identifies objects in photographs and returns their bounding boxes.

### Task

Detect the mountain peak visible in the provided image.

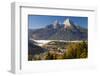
[63,18,72,29]
[53,20,60,29]
[29,18,87,40]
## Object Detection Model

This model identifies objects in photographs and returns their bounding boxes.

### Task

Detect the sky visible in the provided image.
[28,15,88,29]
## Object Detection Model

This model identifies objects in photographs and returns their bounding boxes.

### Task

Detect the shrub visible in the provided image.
[80,50,88,58]
[33,54,41,60]
[28,54,33,60]
[64,41,88,59]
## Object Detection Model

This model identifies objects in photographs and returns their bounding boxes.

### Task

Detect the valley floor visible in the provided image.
[28,40,88,60]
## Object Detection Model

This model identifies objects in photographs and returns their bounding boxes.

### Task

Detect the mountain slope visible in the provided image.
[29,18,87,40]
[28,39,47,55]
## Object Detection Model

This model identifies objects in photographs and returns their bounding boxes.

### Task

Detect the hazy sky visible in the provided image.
[28,15,88,29]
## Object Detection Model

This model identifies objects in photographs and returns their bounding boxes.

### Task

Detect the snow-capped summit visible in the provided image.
[63,18,72,29]
[53,20,60,29]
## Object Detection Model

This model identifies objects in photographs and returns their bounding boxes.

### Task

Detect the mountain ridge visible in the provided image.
[28,18,87,41]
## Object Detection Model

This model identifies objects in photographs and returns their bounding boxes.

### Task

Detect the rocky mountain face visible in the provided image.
[28,18,87,41]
